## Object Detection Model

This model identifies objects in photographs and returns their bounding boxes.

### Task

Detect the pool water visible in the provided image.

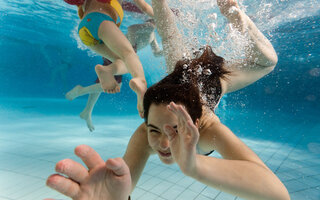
[0,0,319,199]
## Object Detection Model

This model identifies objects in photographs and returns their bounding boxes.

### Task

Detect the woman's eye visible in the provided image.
[149,130,160,134]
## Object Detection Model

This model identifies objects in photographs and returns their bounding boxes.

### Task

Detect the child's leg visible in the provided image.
[97,21,147,117]
[95,59,127,93]
[152,0,186,73]
[89,45,127,93]
[65,84,103,101]
[98,21,145,80]
[80,92,101,132]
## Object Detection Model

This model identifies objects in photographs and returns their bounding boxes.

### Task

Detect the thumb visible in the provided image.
[106,158,129,176]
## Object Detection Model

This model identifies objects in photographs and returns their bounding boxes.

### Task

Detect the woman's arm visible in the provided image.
[133,0,154,17]
[123,123,153,192]
[165,103,290,200]
[217,0,278,94]
[195,122,290,200]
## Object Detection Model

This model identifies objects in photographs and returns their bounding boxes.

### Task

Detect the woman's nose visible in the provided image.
[159,134,169,150]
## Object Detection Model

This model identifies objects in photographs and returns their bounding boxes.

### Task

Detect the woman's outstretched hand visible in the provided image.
[164,102,199,176]
[46,145,131,200]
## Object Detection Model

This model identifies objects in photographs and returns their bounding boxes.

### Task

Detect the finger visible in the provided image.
[168,102,179,114]
[168,103,188,132]
[46,174,80,198]
[171,104,188,125]
[116,86,121,93]
[105,157,129,176]
[186,120,200,144]
[163,124,177,141]
[139,112,144,118]
[167,102,183,124]
[176,105,193,124]
[55,159,88,183]
[74,144,104,170]
[178,107,198,139]
[168,102,190,122]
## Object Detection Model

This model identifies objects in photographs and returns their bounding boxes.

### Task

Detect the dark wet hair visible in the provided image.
[143,46,230,123]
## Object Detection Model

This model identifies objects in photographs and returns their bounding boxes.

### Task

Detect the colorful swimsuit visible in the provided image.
[78,0,124,46]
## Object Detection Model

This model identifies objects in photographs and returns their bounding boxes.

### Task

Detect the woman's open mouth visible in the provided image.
[158,151,171,158]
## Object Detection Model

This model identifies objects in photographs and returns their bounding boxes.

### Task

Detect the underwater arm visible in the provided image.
[192,123,290,200]
[219,0,278,67]
[123,123,152,192]
[133,0,154,17]
[217,0,278,93]
[164,103,289,200]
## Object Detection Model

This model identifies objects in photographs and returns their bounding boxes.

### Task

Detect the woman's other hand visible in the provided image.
[164,102,199,176]
[46,145,131,200]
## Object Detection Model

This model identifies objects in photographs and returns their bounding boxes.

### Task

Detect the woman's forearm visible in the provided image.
[189,155,290,200]
[123,124,152,193]
[226,8,278,67]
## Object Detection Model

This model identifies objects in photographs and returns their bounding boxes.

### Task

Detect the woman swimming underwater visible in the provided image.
[46,0,290,199]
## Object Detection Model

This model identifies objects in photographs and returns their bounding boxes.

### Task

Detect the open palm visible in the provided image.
[46,145,131,200]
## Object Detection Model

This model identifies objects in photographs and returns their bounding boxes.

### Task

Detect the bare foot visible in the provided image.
[80,110,95,132]
[129,78,147,118]
[95,64,120,94]
[65,85,83,100]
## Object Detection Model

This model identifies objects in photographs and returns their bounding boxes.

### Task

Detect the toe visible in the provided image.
[116,86,120,93]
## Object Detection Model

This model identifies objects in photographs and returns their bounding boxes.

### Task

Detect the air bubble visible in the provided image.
[183,64,188,69]
[309,68,320,77]
[208,13,217,20]
[203,69,212,75]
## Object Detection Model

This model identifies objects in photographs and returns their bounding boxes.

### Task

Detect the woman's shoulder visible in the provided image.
[198,108,220,129]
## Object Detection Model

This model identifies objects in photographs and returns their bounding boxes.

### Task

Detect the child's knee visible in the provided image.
[121,50,138,61]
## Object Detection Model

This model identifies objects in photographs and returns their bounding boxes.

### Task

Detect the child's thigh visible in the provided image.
[89,43,120,62]
[98,21,135,57]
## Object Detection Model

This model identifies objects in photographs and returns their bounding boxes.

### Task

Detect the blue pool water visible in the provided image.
[0,0,319,199]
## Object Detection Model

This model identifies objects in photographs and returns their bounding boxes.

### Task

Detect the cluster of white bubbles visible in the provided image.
[166,0,319,108]
[169,0,319,61]
[72,25,98,57]
[170,0,253,63]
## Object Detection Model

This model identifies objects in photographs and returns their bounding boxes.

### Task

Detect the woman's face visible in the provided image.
[146,103,178,164]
